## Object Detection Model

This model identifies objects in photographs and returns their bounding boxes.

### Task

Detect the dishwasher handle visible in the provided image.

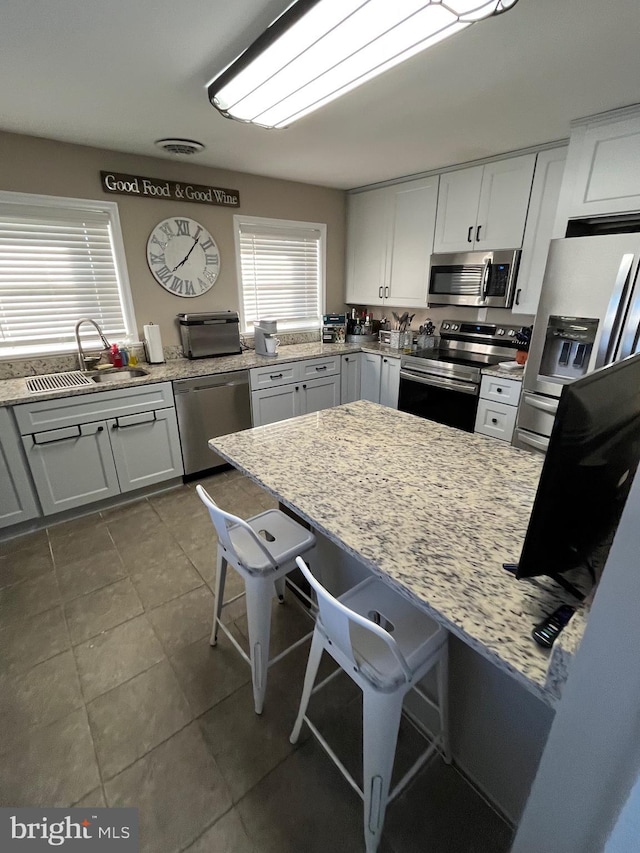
[173,371,249,395]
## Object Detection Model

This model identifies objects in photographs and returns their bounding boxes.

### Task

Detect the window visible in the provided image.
[0,191,137,358]
[235,215,325,334]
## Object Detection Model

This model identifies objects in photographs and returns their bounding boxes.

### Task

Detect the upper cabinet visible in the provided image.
[554,106,640,231]
[433,154,537,253]
[346,175,439,308]
[513,146,567,316]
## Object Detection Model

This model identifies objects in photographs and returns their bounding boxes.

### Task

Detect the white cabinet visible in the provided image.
[434,155,536,253]
[555,107,640,228]
[474,375,522,443]
[340,353,361,403]
[359,352,400,408]
[346,176,439,308]
[513,146,567,315]
[14,382,183,516]
[250,356,342,427]
[0,407,40,529]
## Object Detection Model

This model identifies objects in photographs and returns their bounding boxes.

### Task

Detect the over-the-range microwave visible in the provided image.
[428,249,521,308]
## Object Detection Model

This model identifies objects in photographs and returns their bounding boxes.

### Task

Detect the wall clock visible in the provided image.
[146,216,221,297]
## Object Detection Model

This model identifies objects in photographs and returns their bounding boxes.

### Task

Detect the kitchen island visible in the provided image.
[210,399,576,707]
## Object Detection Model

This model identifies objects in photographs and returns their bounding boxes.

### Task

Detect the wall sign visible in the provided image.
[101,171,240,207]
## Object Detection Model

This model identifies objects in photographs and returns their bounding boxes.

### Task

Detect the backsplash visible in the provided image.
[0,330,321,379]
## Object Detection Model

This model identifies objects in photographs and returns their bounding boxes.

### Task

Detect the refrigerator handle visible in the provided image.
[619,261,640,359]
[595,253,635,368]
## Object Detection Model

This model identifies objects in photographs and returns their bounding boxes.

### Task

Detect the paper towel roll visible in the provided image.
[143,323,165,363]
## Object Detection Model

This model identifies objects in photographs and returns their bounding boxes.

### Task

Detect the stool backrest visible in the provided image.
[295,557,413,683]
[196,485,277,571]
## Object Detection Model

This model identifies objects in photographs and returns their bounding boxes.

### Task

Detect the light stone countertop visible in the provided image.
[209,399,578,707]
[0,340,520,408]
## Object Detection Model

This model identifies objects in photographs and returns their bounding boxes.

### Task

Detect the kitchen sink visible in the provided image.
[90,367,149,383]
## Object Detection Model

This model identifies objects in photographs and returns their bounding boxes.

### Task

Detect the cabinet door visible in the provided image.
[302,376,341,414]
[360,353,382,403]
[569,113,640,218]
[514,147,567,315]
[474,154,536,250]
[386,177,438,308]
[251,385,301,427]
[0,408,40,529]
[23,421,119,516]
[380,356,401,408]
[108,408,183,493]
[346,188,390,305]
[433,166,483,253]
[341,353,361,403]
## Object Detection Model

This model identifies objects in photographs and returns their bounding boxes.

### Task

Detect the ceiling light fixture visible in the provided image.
[207,0,520,129]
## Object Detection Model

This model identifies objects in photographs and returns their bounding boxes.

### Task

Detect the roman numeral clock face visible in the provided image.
[146,217,220,297]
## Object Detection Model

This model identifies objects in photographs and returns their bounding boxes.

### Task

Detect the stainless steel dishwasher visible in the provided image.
[173,371,252,475]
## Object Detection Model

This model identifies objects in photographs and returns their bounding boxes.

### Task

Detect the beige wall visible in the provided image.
[0,131,347,348]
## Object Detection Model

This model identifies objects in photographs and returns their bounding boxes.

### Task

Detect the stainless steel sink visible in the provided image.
[90,368,149,383]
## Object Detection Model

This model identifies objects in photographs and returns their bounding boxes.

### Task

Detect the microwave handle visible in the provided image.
[481,259,492,302]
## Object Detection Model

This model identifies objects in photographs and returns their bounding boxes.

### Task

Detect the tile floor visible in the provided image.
[0,467,513,852]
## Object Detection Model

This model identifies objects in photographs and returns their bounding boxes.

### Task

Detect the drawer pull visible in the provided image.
[113,412,157,429]
[491,418,498,425]
[315,365,327,371]
[270,373,283,380]
[496,387,503,393]
[33,425,81,445]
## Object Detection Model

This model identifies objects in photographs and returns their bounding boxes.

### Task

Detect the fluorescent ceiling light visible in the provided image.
[207,0,520,129]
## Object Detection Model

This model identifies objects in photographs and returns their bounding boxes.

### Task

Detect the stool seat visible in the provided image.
[340,577,446,690]
[229,509,316,574]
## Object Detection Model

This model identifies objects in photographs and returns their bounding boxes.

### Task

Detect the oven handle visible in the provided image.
[400,369,478,395]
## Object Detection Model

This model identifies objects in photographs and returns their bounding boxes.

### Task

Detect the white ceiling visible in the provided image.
[1,0,639,190]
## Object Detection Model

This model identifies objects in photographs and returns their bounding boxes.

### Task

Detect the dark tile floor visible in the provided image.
[0,468,513,852]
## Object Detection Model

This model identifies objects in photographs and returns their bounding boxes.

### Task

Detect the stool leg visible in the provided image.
[245,576,274,715]
[362,691,404,853]
[210,548,227,647]
[290,628,324,744]
[274,575,286,603]
[437,640,451,764]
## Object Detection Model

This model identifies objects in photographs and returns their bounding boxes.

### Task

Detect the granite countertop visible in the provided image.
[0,339,520,407]
[482,364,525,381]
[209,400,578,706]
[0,342,363,407]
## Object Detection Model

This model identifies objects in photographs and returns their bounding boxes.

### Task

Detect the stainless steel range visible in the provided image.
[398,320,521,431]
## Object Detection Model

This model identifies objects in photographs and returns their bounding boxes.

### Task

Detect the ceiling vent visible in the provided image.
[155,138,205,156]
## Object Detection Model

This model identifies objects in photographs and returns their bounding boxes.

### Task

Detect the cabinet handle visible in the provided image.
[476,225,482,242]
[270,373,283,379]
[467,226,473,243]
[491,418,498,425]
[295,386,299,391]
[303,384,307,389]
[379,286,383,299]
[33,425,81,445]
[113,412,157,429]
[345,357,349,362]
[384,286,389,298]
[315,365,327,371]
[97,426,103,432]
[497,387,503,393]
[383,358,387,363]
[515,288,521,306]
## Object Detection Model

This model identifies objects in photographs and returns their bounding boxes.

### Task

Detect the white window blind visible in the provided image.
[236,217,325,333]
[0,196,136,357]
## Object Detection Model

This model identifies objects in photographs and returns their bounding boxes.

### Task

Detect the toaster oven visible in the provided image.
[177,311,242,359]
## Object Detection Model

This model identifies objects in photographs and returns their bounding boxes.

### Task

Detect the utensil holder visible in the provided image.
[387,330,405,349]
[417,334,438,350]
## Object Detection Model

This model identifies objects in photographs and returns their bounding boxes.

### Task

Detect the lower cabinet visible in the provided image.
[0,407,40,529]
[474,375,522,443]
[340,353,361,403]
[360,352,401,408]
[14,382,183,516]
[250,356,342,427]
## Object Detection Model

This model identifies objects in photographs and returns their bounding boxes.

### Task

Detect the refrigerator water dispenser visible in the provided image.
[539,316,599,381]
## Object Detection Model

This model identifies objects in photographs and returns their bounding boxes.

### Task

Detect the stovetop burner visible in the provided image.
[410,349,505,369]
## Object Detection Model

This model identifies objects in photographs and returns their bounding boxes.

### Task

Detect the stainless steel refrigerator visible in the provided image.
[516,233,640,452]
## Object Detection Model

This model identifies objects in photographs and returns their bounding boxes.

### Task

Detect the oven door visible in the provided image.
[398,369,479,432]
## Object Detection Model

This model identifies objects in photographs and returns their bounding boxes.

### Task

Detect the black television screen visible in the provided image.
[516,352,640,586]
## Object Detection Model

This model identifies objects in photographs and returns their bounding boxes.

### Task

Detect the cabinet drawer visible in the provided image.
[474,399,518,442]
[14,382,175,434]
[250,362,298,390]
[299,356,341,380]
[479,375,522,406]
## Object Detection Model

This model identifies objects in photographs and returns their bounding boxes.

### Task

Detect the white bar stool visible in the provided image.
[290,556,450,853]
[196,485,316,714]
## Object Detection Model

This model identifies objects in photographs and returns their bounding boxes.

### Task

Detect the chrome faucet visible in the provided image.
[75,318,111,371]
